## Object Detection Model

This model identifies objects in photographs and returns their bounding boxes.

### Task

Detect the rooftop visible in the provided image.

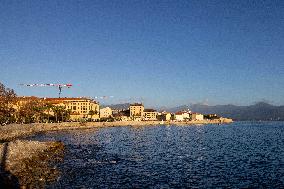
[16,96,40,100]
[144,109,157,112]
[130,103,144,106]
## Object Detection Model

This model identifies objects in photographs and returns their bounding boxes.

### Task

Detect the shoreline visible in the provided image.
[0,119,233,142]
[0,119,232,188]
[0,140,64,188]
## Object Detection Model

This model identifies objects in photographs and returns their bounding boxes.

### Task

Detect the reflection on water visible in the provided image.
[27,122,284,188]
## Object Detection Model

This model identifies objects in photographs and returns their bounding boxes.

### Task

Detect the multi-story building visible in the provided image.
[191,113,204,121]
[157,112,172,121]
[130,103,144,121]
[143,109,158,121]
[113,109,131,121]
[175,112,184,121]
[204,114,219,120]
[174,111,191,121]
[99,107,112,118]
[14,96,100,121]
[44,97,100,121]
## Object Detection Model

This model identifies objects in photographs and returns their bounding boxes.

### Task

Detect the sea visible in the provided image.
[27,121,284,188]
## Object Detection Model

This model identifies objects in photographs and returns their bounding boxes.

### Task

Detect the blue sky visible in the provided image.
[0,0,283,107]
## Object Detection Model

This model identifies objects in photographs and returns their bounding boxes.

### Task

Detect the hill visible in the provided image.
[101,103,130,110]
[167,102,284,121]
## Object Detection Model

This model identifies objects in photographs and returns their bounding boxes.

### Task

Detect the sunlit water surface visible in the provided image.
[27,122,284,188]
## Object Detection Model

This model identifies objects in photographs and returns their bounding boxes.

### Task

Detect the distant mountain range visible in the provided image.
[101,103,131,110]
[104,102,284,121]
[166,102,284,121]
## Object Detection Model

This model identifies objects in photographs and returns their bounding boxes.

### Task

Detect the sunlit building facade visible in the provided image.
[143,109,158,120]
[130,103,144,121]
[44,97,100,121]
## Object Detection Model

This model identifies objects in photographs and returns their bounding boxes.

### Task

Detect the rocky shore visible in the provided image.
[0,119,233,142]
[0,140,64,188]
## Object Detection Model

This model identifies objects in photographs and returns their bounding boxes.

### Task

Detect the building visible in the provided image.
[44,97,100,121]
[100,107,112,118]
[157,112,172,121]
[175,112,184,121]
[182,111,190,120]
[143,109,158,120]
[113,109,130,121]
[174,111,190,121]
[191,113,204,121]
[204,114,219,120]
[112,109,119,115]
[130,103,144,121]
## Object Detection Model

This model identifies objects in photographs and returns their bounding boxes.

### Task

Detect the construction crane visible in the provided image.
[80,96,114,102]
[94,96,114,100]
[19,83,72,98]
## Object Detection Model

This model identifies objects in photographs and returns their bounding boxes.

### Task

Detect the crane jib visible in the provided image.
[19,83,72,98]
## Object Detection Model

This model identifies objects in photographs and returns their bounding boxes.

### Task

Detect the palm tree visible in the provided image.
[88,110,95,121]
[64,109,71,122]
[32,100,46,123]
[52,106,61,122]
[59,106,65,122]
[44,103,54,123]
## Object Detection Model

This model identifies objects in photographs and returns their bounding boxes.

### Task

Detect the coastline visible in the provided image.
[0,119,232,188]
[0,140,64,188]
[0,119,233,142]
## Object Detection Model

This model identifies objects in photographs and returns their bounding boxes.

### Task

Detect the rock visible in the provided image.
[0,140,64,188]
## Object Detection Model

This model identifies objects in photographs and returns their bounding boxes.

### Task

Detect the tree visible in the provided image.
[64,109,71,122]
[88,110,95,121]
[18,99,45,123]
[52,106,59,122]
[52,106,66,122]
[43,103,54,123]
[0,82,17,125]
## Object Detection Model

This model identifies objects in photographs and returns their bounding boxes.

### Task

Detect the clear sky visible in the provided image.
[0,0,283,107]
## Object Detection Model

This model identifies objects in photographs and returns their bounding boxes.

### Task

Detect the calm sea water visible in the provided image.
[27,122,284,188]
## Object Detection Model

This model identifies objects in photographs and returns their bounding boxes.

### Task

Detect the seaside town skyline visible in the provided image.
[1,0,284,107]
[2,91,230,124]
[0,1,284,188]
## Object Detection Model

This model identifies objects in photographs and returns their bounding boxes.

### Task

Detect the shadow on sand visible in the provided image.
[0,142,20,188]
